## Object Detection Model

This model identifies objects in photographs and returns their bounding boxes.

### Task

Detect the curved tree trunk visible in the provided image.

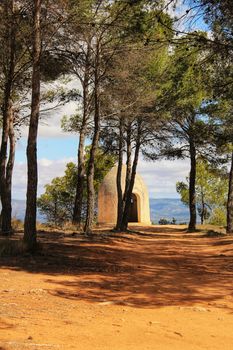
[24,0,42,251]
[226,151,233,234]
[188,141,197,231]
[120,120,141,231]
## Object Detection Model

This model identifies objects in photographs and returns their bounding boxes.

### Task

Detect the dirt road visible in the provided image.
[1,225,233,349]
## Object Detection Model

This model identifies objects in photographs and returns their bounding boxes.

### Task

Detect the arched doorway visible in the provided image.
[128,193,139,222]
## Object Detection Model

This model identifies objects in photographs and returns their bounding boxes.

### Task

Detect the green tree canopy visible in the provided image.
[37,147,116,226]
[176,159,228,225]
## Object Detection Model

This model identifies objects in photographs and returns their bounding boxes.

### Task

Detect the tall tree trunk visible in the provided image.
[226,151,233,234]
[73,47,90,226]
[84,42,100,235]
[0,1,16,235]
[73,127,86,226]
[120,121,141,231]
[123,122,132,207]
[0,104,13,235]
[4,108,16,232]
[200,189,204,225]
[115,117,124,230]
[23,0,42,251]
[188,141,197,231]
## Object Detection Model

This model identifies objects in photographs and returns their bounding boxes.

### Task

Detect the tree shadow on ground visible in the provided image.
[0,226,233,309]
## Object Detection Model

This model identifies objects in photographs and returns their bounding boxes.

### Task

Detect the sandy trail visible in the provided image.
[0,225,233,350]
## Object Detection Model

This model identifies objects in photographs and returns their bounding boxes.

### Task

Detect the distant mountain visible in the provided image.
[11,199,45,223]
[150,198,190,224]
[11,199,26,220]
[8,198,190,224]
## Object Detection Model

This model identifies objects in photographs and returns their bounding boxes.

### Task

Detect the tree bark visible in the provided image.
[73,127,86,226]
[123,122,132,208]
[0,104,13,235]
[0,0,15,235]
[4,109,16,232]
[120,121,141,231]
[226,151,233,234]
[23,0,42,251]
[84,42,100,235]
[200,189,204,225]
[73,46,90,226]
[188,141,197,231]
[115,117,124,230]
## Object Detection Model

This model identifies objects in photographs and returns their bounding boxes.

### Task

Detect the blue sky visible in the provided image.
[13,82,191,200]
[13,125,190,200]
[16,137,78,163]
[13,2,207,201]
[12,88,190,200]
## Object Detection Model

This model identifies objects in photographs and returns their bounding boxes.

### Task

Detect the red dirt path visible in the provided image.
[1,225,233,349]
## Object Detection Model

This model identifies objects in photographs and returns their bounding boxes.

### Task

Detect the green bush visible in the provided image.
[158,218,170,225]
[209,208,226,226]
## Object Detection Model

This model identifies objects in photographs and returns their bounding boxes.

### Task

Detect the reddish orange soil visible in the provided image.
[1,225,233,350]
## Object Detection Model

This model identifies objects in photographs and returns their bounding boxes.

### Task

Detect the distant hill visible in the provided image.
[8,198,190,224]
[11,199,26,220]
[150,198,190,224]
[11,199,45,223]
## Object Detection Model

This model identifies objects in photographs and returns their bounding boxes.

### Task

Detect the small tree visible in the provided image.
[38,148,115,226]
[154,40,217,231]
[38,163,77,226]
[176,160,228,225]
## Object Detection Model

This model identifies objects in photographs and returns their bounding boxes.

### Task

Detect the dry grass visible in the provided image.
[11,218,24,232]
[196,224,226,237]
[0,238,27,257]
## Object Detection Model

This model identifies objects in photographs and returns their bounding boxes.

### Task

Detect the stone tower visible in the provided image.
[98,165,151,225]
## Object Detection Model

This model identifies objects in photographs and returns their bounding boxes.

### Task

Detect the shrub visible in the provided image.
[12,218,23,231]
[158,218,170,225]
[209,208,226,226]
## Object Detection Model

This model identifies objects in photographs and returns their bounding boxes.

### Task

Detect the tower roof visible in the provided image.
[99,165,149,196]
[98,165,151,225]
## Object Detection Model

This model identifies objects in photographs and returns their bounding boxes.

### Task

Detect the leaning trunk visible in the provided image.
[115,117,124,230]
[120,121,141,231]
[188,141,197,231]
[23,0,42,251]
[226,151,233,234]
[84,42,100,235]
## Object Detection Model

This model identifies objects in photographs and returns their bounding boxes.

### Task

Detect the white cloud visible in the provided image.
[13,157,75,200]
[20,77,81,139]
[137,158,189,198]
[13,157,189,200]
[20,100,78,139]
